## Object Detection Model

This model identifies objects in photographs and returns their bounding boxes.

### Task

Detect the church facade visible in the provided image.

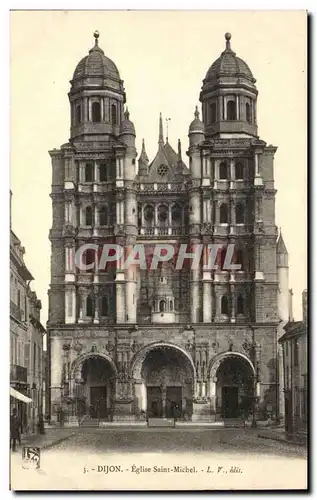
[48,32,289,423]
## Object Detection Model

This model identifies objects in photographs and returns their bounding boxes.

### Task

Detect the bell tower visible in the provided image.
[200,33,258,139]
[69,31,126,141]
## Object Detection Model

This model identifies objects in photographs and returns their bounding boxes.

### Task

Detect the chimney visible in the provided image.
[288,289,294,322]
[302,289,307,324]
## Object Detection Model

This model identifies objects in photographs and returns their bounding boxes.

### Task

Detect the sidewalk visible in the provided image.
[18,427,76,451]
[258,428,307,446]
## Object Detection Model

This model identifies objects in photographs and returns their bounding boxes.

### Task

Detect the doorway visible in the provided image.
[90,386,107,418]
[166,387,182,418]
[222,386,239,418]
[147,387,163,417]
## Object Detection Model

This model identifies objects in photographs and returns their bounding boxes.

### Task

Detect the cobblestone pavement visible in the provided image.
[10,428,307,491]
[50,427,307,457]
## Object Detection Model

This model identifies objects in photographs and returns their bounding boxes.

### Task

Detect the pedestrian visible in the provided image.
[10,408,21,452]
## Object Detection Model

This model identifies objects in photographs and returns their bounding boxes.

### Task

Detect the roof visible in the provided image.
[147,141,188,182]
[277,231,288,255]
[72,32,120,83]
[203,33,256,86]
[278,321,307,343]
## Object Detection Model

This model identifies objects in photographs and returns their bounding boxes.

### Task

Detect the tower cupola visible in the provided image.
[200,33,258,139]
[68,31,126,141]
[188,106,205,146]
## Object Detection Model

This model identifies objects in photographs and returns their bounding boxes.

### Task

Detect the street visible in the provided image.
[10,428,307,490]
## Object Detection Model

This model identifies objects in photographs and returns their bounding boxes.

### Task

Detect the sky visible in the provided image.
[10,10,307,324]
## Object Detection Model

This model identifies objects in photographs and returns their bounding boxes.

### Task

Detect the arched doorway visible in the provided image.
[72,354,116,420]
[214,354,254,418]
[208,352,255,420]
[131,344,195,420]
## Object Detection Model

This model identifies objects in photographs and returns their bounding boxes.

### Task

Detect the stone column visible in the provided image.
[190,238,201,323]
[104,97,109,123]
[50,336,63,421]
[94,205,99,227]
[209,377,217,418]
[94,162,99,183]
[93,285,99,324]
[88,98,92,122]
[116,243,125,323]
[84,97,88,122]
[230,283,236,323]
[203,245,212,323]
[77,288,87,323]
[236,95,239,120]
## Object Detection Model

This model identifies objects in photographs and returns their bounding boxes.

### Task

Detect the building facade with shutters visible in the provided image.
[10,203,46,432]
[48,32,288,423]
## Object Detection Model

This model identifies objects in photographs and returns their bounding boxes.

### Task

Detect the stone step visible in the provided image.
[80,417,100,427]
[148,418,175,427]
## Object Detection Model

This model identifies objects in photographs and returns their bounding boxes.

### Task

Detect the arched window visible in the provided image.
[172,204,182,224]
[235,162,244,180]
[219,161,228,180]
[111,104,117,126]
[86,295,94,317]
[101,296,109,316]
[159,300,165,312]
[220,203,228,223]
[246,102,251,123]
[226,100,236,120]
[99,163,108,182]
[220,246,227,270]
[75,104,81,125]
[158,205,168,224]
[84,248,95,273]
[85,206,93,226]
[99,206,108,226]
[144,205,154,224]
[236,203,245,224]
[92,102,101,123]
[237,295,244,315]
[210,102,217,123]
[85,162,94,182]
[169,300,173,311]
[221,295,229,315]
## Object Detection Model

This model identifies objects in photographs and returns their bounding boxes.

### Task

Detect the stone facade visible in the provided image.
[48,32,288,423]
[10,215,45,432]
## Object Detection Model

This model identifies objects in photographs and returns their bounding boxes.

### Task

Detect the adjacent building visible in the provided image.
[48,32,289,424]
[10,195,46,433]
[279,290,308,436]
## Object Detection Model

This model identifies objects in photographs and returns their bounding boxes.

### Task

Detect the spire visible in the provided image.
[159,113,164,145]
[124,107,130,121]
[139,139,149,164]
[277,230,288,255]
[177,139,182,161]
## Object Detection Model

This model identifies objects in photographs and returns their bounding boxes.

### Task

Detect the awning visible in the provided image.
[10,387,32,404]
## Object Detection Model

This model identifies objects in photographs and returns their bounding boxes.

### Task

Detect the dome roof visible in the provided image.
[189,106,204,134]
[204,33,256,84]
[119,109,135,135]
[72,31,121,82]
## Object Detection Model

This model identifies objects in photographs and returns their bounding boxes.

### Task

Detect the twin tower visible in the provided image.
[48,31,289,423]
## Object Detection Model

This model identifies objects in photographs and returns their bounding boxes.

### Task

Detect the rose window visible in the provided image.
[158,164,168,176]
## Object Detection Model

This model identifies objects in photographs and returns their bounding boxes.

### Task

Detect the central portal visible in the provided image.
[222,387,239,418]
[140,346,193,420]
